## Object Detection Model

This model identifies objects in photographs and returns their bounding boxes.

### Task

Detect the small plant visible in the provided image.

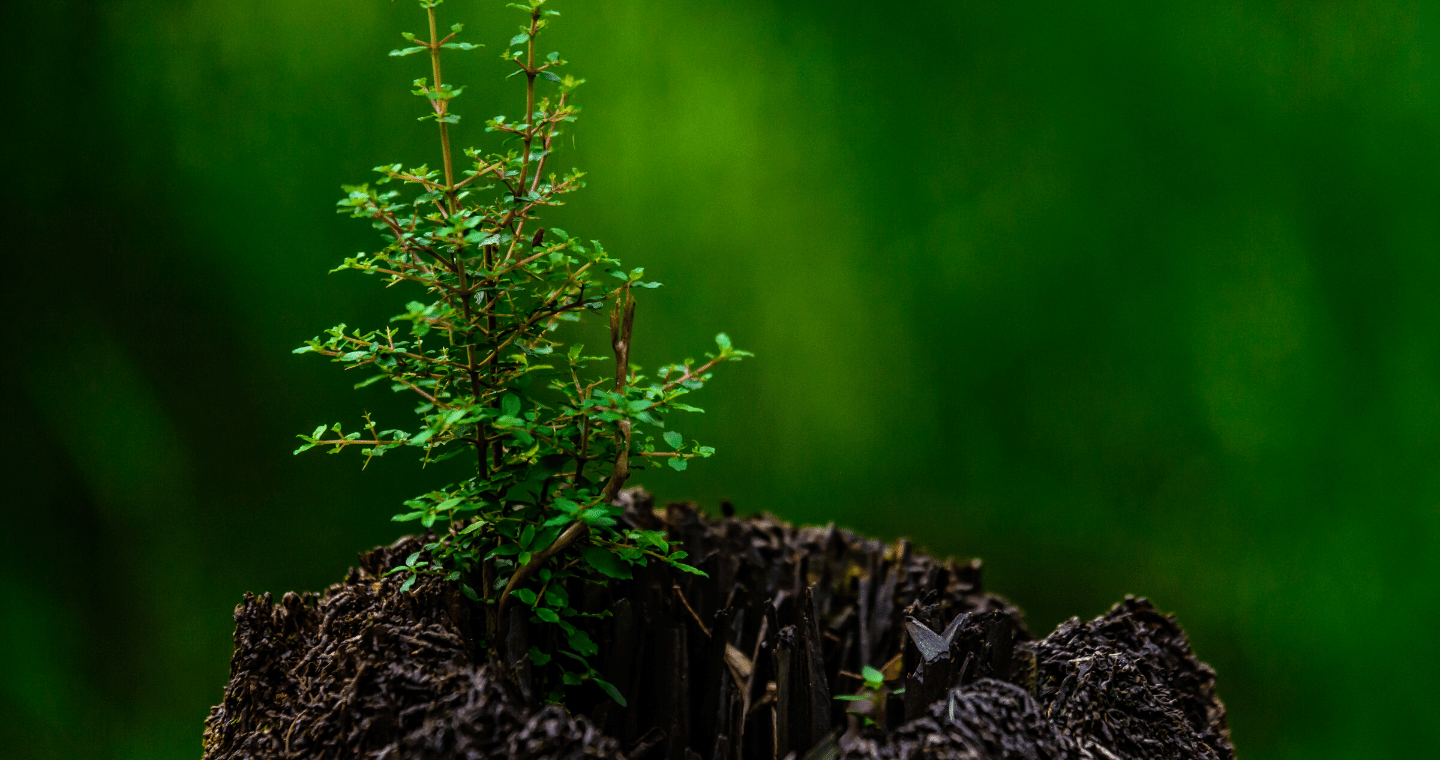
[834,665,888,703]
[293,0,749,704]
[835,664,904,727]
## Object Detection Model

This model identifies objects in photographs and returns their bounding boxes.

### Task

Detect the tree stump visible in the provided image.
[203,489,1234,760]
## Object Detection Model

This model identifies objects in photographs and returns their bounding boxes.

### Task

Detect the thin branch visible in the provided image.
[673,584,712,637]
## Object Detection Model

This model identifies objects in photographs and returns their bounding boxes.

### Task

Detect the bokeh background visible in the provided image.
[4,0,1438,757]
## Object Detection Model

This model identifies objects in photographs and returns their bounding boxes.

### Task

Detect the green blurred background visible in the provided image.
[4,0,1437,757]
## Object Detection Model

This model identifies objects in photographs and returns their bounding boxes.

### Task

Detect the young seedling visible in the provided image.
[294,0,749,704]
[834,665,888,701]
[835,664,905,727]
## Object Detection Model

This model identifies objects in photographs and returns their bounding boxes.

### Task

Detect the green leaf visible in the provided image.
[528,646,552,666]
[532,525,562,552]
[667,457,688,472]
[567,628,598,657]
[460,583,480,601]
[399,575,417,593]
[502,393,522,418]
[663,431,683,449]
[715,333,732,350]
[511,588,537,605]
[862,665,885,685]
[579,509,616,528]
[486,544,520,559]
[670,561,708,577]
[353,374,387,389]
[580,546,632,579]
[535,607,561,623]
[630,530,668,552]
[594,676,627,707]
[509,32,530,46]
[833,694,870,701]
[538,70,562,83]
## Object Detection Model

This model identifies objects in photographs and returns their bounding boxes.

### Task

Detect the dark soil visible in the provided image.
[203,490,1233,759]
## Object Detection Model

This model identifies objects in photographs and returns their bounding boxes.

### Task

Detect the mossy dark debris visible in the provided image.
[844,679,1076,760]
[1033,597,1234,760]
[202,538,619,760]
[203,492,1233,760]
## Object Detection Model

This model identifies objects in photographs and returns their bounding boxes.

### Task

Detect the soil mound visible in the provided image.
[203,493,1232,760]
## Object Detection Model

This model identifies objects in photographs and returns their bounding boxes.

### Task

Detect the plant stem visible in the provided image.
[427,4,490,478]
[484,244,501,472]
[497,520,589,644]
[497,291,634,645]
[514,9,540,200]
[600,289,635,502]
[426,6,457,199]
